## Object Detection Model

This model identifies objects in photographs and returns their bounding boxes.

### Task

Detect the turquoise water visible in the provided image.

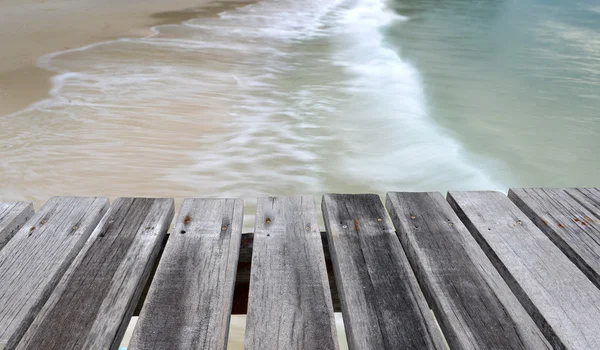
[1,0,598,208]
[385,0,600,187]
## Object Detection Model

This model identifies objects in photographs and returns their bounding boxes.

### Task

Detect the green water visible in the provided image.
[386,0,600,187]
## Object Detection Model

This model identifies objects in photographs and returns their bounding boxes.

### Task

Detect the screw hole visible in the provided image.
[180,230,186,234]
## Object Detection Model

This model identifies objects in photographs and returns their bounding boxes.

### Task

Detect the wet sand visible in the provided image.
[0,0,247,116]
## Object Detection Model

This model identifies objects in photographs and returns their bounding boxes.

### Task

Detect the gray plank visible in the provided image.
[245,197,338,350]
[130,198,243,350]
[0,196,109,350]
[0,202,34,251]
[565,188,600,213]
[448,191,600,349]
[322,194,445,350]
[386,192,550,349]
[16,197,174,350]
[509,188,600,288]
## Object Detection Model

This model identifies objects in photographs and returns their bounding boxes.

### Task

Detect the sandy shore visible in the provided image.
[0,0,246,116]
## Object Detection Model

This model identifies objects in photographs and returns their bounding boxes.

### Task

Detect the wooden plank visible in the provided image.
[448,191,600,349]
[16,197,174,350]
[509,188,600,288]
[0,202,34,251]
[130,198,243,350]
[245,197,338,350]
[233,231,342,315]
[0,196,109,350]
[322,194,445,350]
[565,188,600,213]
[386,192,550,349]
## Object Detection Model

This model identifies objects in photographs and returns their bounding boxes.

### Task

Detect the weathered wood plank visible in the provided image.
[130,198,243,350]
[448,191,600,349]
[386,192,549,349]
[0,202,34,251]
[509,188,600,288]
[16,197,174,350]
[322,194,445,350]
[245,197,338,350]
[565,188,600,213]
[233,232,341,314]
[0,196,109,350]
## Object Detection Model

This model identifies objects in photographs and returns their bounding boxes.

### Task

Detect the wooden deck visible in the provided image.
[1,188,599,349]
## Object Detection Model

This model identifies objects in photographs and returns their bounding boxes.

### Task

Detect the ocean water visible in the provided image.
[0,0,598,214]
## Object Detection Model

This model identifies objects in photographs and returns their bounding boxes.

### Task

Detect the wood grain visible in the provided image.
[322,194,445,350]
[0,202,34,251]
[234,231,341,314]
[565,188,600,213]
[386,192,549,349]
[449,191,600,349]
[0,196,109,350]
[16,197,174,350]
[130,198,243,350]
[509,188,600,288]
[245,197,338,350]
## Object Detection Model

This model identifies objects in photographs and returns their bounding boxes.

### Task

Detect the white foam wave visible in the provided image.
[328,0,501,190]
[1,0,502,209]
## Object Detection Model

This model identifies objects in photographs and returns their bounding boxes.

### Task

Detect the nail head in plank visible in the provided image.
[386,192,549,349]
[448,191,600,349]
[245,196,338,350]
[16,197,174,350]
[0,196,109,350]
[130,198,243,350]
[509,188,600,288]
[0,202,34,251]
[322,194,445,350]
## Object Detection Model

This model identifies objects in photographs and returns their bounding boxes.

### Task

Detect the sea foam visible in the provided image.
[1,0,501,211]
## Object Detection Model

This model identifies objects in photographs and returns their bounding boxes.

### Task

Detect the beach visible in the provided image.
[0,0,245,116]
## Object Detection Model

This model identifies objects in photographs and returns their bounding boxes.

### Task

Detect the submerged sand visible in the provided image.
[0,0,246,116]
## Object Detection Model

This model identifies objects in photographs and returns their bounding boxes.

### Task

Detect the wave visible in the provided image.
[0,0,502,209]
[326,0,501,191]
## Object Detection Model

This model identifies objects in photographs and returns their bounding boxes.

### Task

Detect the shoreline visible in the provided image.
[0,0,250,117]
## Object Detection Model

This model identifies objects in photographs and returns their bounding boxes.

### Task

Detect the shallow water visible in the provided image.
[387,0,600,188]
[0,0,598,215]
